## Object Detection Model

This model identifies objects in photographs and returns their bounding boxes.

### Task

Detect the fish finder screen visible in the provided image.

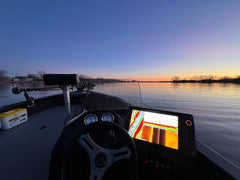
[128,109,179,150]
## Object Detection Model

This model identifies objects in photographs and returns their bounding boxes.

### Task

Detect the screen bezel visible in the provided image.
[127,106,196,158]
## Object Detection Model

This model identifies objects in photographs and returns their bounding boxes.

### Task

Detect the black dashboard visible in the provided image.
[77,106,196,157]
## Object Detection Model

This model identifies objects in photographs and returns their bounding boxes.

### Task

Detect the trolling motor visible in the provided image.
[12,74,79,114]
[12,74,84,115]
[43,74,79,115]
[12,86,63,107]
[12,87,35,107]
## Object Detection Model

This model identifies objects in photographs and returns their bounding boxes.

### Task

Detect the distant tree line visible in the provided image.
[78,74,134,84]
[0,70,46,81]
[26,71,46,80]
[0,70,8,79]
[0,70,134,85]
[77,74,132,91]
[172,75,240,84]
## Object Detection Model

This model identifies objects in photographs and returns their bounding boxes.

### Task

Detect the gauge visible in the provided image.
[84,114,98,125]
[102,113,114,122]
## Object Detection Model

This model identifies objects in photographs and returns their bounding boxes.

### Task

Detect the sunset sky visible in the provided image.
[1,0,240,81]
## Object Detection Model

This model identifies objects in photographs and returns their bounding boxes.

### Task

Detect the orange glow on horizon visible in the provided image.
[135,77,171,81]
[123,73,240,82]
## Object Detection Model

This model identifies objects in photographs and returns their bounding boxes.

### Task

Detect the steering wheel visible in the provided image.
[49,114,138,180]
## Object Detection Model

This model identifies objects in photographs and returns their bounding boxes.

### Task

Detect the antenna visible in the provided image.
[137,82,152,109]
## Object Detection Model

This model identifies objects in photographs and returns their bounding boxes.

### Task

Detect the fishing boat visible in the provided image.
[0,74,238,180]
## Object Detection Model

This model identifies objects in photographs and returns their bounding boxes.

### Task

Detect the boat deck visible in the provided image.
[0,105,80,180]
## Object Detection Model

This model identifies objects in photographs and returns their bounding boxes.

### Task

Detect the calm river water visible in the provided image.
[1,81,240,174]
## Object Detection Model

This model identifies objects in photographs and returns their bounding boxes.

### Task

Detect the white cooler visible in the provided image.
[0,108,28,130]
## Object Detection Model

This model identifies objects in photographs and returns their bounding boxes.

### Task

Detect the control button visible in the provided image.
[185,120,192,126]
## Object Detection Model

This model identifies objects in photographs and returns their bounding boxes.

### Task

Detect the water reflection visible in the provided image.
[0,82,11,92]
[0,81,61,107]
[11,81,45,89]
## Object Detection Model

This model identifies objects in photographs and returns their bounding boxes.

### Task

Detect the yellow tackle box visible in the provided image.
[0,108,28,130]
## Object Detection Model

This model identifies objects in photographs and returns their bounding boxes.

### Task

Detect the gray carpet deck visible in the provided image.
[0,105,80,180]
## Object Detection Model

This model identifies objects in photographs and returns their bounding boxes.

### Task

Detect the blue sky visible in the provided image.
[1,0,240,80]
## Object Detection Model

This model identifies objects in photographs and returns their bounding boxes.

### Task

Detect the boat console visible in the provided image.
[40,74,195,179]
[49,105,197,180]
[44,74,234,180]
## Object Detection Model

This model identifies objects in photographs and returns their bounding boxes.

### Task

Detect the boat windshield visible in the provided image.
[93,82,145,107]
[93,82,240,179]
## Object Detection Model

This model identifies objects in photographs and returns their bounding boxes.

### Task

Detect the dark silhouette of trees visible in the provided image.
[27,74,37,78]
[172,76,181,82]
[37,71,46,80]
[0,70,8,79]
[172,75,240,84]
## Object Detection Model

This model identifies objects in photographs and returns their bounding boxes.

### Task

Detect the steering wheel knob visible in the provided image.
[95,153,107,168]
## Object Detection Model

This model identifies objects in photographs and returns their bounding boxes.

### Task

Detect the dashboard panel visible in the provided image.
[79,106,195,159]
[68,106,196,178]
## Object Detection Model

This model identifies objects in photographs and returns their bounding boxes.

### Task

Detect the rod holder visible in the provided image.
[61,86,71,115]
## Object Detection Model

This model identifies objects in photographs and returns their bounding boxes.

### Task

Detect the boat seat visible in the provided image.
[43,74,79,86]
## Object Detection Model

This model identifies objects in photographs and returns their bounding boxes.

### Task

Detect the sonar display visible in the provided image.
[128,109,179,150]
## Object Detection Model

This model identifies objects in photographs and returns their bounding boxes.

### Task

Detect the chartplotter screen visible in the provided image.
[128,109,179,150]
